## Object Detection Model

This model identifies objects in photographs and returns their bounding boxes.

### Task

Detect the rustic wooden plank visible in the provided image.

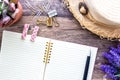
[0,0,119,79]
[19,0,73,17]
[0,16,118,79]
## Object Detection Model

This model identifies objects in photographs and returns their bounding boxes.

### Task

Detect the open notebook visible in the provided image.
[0,31,98,80]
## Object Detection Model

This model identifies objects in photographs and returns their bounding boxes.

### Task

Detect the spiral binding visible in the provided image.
[43,40,53,64]
[42,40,53,80]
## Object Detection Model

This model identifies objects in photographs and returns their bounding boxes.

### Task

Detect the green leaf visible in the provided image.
[115,74,120,77]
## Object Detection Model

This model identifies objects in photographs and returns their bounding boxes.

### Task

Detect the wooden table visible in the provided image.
[0,0,119,79]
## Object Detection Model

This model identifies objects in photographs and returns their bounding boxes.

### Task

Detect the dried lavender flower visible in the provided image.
[102,49,120,67]
[100,65,118,79]
[102,52,115,65]
[109,47,120,55]
[101,44,120,80]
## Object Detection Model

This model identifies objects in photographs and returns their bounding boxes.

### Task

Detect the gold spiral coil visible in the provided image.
[42,40,53,80]
[43,40,53,64]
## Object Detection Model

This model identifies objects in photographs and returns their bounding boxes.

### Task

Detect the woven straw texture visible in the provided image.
[65,0,120,40]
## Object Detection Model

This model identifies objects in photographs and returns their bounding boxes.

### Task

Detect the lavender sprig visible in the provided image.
[100,65,118,79]
[101,44,120,80]
[103,50,120,67]
[102,52,116,66]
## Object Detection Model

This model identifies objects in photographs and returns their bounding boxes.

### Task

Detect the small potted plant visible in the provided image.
[0,0,22,27]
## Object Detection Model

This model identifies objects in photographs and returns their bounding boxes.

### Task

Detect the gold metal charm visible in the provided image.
[53,17,59,27]
[46,17,53,27]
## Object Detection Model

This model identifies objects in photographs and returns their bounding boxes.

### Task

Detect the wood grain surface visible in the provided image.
[0,0,119,80]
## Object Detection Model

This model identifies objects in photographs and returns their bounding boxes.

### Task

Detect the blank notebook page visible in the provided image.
[0,31,97,80]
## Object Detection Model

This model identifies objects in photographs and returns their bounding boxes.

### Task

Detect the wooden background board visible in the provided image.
[0,0,119,79]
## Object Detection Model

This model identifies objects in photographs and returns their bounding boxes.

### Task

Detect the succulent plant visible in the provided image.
[0,0,18,27]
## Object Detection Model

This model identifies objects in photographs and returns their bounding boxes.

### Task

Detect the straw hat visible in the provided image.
[64,0,120,40]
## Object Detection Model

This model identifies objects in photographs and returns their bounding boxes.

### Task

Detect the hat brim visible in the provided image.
[65,0,120,40]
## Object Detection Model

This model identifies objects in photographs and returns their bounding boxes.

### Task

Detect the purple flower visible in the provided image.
[101,44,120,80]
[117,44,120,54]
[102,50,120,67]
[109,47,120,56]
[102,52,115,65]
[117,44,120,49]
[100,65,118,79]
[109,50,120,67]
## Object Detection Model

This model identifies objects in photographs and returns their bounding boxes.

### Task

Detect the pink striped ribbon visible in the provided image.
[30,26,39,42]
[21,24,30,39]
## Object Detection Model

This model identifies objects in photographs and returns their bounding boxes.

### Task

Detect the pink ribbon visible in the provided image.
[21,24,30,39]
[30,26,39,42]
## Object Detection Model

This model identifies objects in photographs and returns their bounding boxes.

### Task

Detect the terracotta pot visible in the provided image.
[4,1,23,27]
